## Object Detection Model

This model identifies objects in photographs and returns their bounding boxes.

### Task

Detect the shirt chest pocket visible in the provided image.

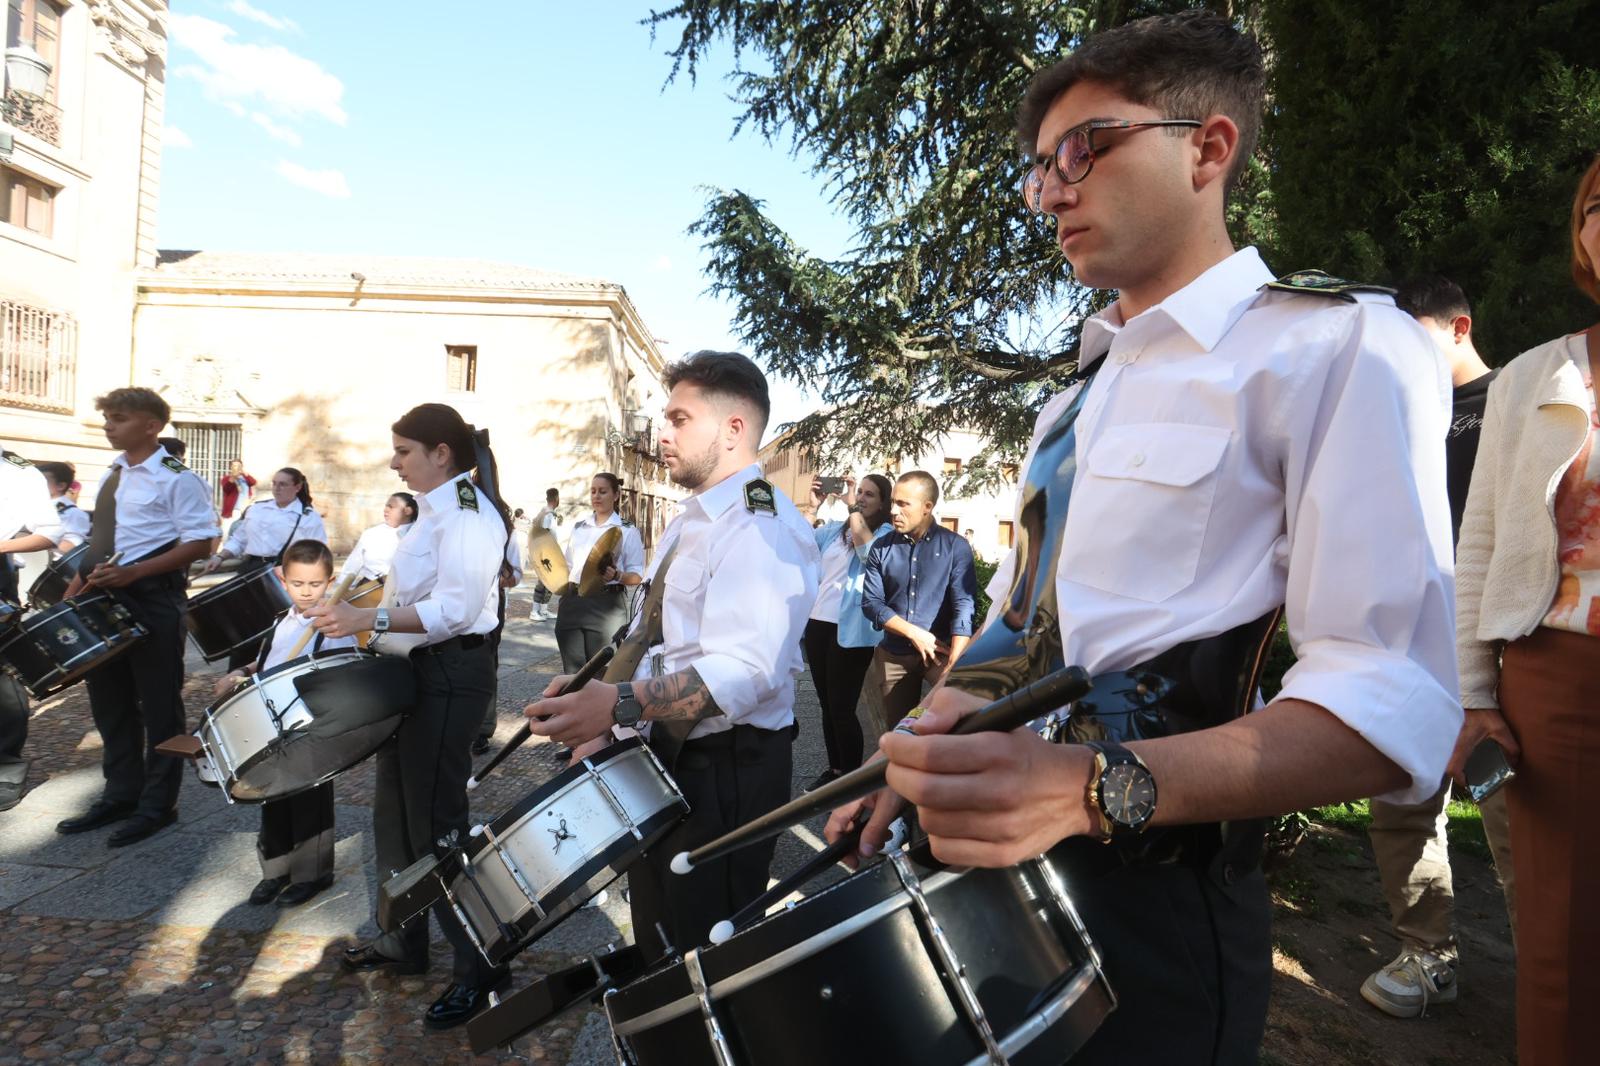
[1062,422,1231,603]
[660,557,707,648]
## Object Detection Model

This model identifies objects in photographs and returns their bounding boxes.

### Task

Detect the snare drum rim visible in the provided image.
[186,562,284,606]
[27,542,90,606]
[0,595,143,697]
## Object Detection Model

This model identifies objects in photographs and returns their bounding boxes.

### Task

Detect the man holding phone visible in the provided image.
[859,471,977,729]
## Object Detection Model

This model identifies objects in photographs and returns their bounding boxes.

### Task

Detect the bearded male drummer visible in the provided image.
[828,13,1459,1064]
[0,446,64,811]
[528,350,821,962]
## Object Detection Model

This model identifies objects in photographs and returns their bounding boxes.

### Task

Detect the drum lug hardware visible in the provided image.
[685,948,738,1066]
[818,985,833,1001]
[602,987,639,1066]
[478,822,547,922]
[587,759,645,841]
[889,849,1011,1066]
[1039,855,1117,1012]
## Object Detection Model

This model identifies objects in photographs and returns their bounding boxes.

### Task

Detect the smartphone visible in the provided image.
[817,476,848,496]
[1464,738,1515,803]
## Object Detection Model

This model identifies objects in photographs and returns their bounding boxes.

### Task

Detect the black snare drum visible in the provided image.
[26,543,90,608]
[185,566,292,662]
[604,844,1115,1066]
[0,593,148,699]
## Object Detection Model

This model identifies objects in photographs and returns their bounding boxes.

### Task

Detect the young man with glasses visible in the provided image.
[829,12,1459,1062]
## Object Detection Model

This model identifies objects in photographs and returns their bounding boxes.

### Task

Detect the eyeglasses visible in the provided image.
[1020,118,1203,214]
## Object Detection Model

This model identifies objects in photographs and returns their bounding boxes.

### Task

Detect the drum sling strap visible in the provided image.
[602,540,694,768]
[82,465,120,571]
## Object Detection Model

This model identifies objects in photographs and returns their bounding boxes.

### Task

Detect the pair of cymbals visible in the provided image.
[527,526,621,597]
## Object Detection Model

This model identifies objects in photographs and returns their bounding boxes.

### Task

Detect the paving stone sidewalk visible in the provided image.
[0,587,838,1065]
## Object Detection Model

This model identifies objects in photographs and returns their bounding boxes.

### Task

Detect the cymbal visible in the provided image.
[527,528,570,591]
[577,526,623,597]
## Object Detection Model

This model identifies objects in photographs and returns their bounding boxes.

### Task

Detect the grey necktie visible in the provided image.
[83,465,121,570]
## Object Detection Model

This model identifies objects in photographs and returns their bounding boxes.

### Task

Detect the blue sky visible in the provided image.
[157,1,850,431]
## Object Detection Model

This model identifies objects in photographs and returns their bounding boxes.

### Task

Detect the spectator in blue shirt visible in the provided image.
[860,471,977,727]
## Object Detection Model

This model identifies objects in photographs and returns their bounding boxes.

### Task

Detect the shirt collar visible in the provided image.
[418,472,472,516]
[1080,246,1275,363]
[579,511,622,529]
[688,462,764,520]
[115,444,172,473]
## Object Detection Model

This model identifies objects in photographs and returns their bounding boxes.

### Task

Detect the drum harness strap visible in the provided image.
[602,541,696,769]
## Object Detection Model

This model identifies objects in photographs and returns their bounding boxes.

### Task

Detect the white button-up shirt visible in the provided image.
[259,607,358,672]
[984,248,1459,804]
[339,522,413,583]
[53,499,90,550]
[103,446,220,562]
[1,452,62,544]
[224,498,329,559]
[564,511,645,588]
[389,472,506,643]
[630,463,820,741]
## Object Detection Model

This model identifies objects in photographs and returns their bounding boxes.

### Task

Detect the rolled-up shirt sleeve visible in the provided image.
[618,526,646,580]
[171,472,222,544]
[860,541,894,628]
[945,539,977,637]
[413,515,503,642]
[1273,304,1461,804]
[692,520,818,724]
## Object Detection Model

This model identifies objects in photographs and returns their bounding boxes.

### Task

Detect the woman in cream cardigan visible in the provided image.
[1448,155,1600,1066]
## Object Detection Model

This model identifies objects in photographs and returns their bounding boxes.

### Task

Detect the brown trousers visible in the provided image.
[1499,625,1600,1066]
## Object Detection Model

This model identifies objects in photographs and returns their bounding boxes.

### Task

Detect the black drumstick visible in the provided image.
[467,644,615,790]
[671,666,1091,875]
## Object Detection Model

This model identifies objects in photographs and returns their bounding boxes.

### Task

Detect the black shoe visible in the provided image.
[341,943,426,975]
[56,800,136,835]
[422,972,510,1031]
[107,809,178,847]
[803,768,843,793]
[249,876,289,905]
[471,735,492,756]
[277,875,334,907]
[0,781,22,813]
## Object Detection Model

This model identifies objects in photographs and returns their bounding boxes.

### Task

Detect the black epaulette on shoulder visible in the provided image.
[456,480,479,512]
[1263,270,1395,303]
[3,450,31,468]
[55,499,69,512]
[743,477,777,515]
[161,455,189,474]
[620,517,634,527]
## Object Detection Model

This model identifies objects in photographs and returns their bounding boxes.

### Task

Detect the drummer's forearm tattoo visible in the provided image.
[636,668,724,724]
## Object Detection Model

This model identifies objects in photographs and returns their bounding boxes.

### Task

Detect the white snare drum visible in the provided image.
[195,648,412,803]
[380,736,688,966]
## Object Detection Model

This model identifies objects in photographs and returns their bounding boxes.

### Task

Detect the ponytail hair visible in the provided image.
[391,403,512,538]
[278,467,313,507]
[390,492,418,524]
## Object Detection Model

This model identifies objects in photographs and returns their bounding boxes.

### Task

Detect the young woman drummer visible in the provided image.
[554,472,644,673]
[338,491,417,584]
[306,403,512,1032]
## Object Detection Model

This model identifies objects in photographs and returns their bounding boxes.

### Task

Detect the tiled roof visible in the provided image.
[148,250,620,292]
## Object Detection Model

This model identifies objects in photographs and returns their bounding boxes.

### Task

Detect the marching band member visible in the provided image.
[205,467,328,669]
[828,14,1458,1064]
[528,351,820,962]
[0,446,63,813]
[34,461,91,553]
[308,402,512,1032]
[57,389,220,846]
[338,491,417,584]
[214,539,354,907]
[553,472,644,673]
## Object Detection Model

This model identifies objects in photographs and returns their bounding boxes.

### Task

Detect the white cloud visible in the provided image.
[163,125,192,148]
[250,111,301,147]
[170,14,346,126]
[275,160,350,199]
[651,254,672,272]
[224,1,300,34]
[222,100,246,118]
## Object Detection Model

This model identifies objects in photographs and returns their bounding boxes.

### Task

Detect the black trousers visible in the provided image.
[630,724,793,962]
[0,672,28,788]
[1056,838,1273,1065]
[258,781,335,883]
[371,639,500,984]
[554,590,628,675]
[801,620,876,773]
[83,574,188,817]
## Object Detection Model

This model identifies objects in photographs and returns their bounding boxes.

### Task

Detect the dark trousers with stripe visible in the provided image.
[258,782,335,883]
[371,639,501,984]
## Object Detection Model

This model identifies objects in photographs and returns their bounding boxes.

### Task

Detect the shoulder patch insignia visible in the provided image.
[456,479,479,512]
[620,516,634,527]
[161,456,189,474]
[1264,269,1396,303]
[2,450,31,468]
[55,499,68,512]
[743,477,777,515]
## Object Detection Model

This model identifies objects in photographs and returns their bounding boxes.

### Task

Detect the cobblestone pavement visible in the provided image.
[0,586,838,1065]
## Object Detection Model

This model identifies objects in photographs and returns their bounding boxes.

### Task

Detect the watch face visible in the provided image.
[1101,763,1156,828]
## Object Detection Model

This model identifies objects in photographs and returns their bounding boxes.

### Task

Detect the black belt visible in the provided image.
[413,633,489,656]
[240,554,276,568]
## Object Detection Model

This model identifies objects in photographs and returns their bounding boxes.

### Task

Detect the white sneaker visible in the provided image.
[582,889,608,909]
[1360,947,1458,1018]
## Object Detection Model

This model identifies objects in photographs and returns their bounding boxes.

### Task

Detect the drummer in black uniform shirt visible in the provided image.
[307,403,512,1032]
[56,388,220,846]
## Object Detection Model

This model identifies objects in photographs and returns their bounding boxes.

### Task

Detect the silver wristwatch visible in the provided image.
[373,608,391,634]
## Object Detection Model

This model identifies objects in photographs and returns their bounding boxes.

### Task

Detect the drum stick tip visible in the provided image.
[469,823,484,837]
[670,852,693,876]
[466,776,479,790]
[708,920,735,944]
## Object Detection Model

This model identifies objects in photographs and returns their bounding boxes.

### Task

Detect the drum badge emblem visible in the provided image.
[54,626,80,646]
[547,812,575,853]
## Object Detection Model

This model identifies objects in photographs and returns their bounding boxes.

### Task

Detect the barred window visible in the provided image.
[0,298,75,411]
[446,344,477,391]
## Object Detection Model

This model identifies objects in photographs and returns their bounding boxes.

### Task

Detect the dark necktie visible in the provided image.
[83,465,121,570]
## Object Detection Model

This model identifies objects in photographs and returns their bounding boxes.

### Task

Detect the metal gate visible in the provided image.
[173,422,243,511]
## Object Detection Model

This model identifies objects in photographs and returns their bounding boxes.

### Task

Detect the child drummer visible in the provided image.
[214,539,353,907]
